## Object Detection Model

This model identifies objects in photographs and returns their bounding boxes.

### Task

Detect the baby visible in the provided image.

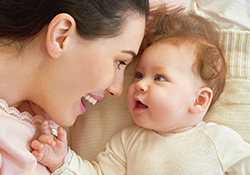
[31,8,250,174]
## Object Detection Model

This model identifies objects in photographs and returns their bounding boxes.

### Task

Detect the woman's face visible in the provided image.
[39,14,145,126]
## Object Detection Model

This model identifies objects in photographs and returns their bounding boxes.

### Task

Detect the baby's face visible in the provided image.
[126,42,205,134]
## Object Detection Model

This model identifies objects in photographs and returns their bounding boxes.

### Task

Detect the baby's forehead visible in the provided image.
[145,40,198,59]
[159,37,199,48]
[140,42,197,67]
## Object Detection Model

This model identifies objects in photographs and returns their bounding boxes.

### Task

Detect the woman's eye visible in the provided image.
[117,61,127,70]
[135,72,143,79]
[155,75,166,81]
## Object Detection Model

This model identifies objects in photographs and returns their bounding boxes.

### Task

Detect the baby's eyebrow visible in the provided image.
[121,50,136,60]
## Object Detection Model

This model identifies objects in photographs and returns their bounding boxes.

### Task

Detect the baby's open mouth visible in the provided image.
[135,100,148,108]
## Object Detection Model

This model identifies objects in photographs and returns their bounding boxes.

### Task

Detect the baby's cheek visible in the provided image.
[150,95,174,114]
[126,90,134,111]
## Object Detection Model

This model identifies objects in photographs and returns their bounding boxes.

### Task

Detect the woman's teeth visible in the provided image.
[84,95,97,105]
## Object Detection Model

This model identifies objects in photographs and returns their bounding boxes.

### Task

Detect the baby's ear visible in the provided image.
[189,87,213,114]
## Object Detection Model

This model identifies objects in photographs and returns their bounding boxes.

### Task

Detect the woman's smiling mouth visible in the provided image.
[80,93,103,115]
[84,94,98,105]
[83,93,104,105]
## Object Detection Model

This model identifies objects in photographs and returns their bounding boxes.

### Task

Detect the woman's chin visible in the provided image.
[60,118,77,127]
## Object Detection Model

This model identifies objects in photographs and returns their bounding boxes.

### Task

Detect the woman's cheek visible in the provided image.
[96,66,115,89]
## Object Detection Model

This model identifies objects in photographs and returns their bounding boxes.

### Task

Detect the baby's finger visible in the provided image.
[32,150,43,158]
[38,134,56,147]
[57,127,67,142]
[31,140,44,150]
[41,120,53,135]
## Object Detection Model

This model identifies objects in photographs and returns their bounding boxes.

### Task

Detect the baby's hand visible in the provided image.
[31,121,68,172]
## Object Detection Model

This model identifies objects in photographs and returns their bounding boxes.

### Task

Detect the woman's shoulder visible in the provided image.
[0,99,45,125]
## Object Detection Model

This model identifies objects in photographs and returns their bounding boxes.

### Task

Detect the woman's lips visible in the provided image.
[80,98,86,114]
[80,93,104,115]
[84,93,104,105]
[89,93,104,101]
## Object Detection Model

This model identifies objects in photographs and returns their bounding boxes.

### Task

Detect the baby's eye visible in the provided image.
[117,61,127,70]
[155,75,166,81]
[135,72,143,79]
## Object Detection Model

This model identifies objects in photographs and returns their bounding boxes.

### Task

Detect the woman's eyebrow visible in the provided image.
[121,50,136,60]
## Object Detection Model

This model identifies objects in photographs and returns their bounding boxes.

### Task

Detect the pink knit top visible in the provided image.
[0,99,56,175]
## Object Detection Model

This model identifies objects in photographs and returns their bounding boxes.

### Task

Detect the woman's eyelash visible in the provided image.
[117,61,127,70]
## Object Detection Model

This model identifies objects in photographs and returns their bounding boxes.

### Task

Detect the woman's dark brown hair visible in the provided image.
[0,0,149,43]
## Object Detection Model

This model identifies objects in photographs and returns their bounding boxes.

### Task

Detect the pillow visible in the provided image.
[204,29,250,144]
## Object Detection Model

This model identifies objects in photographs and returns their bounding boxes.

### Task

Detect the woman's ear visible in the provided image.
[46,13,76,59]
[189,87,213,114]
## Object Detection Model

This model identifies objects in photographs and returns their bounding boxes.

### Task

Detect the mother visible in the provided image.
[0,0,149,174]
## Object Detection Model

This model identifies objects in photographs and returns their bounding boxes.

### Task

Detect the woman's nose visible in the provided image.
[106,71,124,97]
[106,81,123,97]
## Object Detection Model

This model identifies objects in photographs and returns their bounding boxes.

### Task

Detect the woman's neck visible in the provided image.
[0,42,42,107]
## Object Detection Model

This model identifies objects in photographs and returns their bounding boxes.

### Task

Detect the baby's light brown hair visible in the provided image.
[140,6,227,106]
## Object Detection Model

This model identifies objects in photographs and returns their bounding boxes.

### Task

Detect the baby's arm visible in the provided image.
[31,121,68,173]
[32,120,130,174]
